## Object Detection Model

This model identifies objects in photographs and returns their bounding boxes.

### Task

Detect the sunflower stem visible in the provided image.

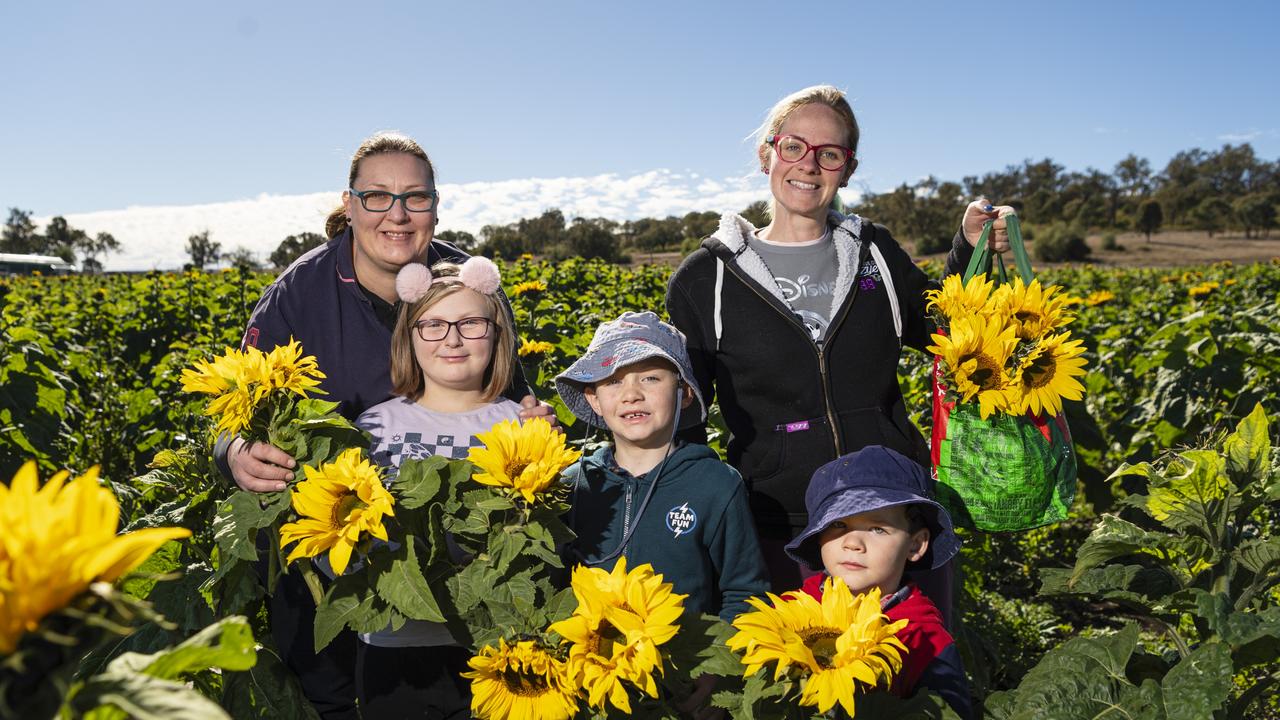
[299,563,324,606]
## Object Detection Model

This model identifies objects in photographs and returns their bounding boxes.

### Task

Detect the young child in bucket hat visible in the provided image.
[784,446,972,719]
[555,311,769,623]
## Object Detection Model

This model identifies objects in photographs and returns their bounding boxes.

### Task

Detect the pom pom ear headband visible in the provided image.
[395,257,502,303]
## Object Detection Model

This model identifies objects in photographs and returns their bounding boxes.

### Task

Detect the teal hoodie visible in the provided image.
[564,443,770,621]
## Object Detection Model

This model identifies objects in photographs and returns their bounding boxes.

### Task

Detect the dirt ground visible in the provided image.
[635,231,1280,270]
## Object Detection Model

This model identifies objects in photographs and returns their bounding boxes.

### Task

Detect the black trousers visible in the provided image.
[355,644,472,720]
[270,567,360,720]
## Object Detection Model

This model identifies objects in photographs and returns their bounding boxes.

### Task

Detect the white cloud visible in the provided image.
[1217,129,1263,142]
[40,169,773,270]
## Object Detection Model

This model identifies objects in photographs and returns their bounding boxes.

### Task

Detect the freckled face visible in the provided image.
[817,506,929,596]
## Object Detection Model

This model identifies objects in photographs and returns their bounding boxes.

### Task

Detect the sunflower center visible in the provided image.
[1024,351,1057,389]
[505,460,531,478]
[500,667,550,697]
[330,492,366,527]
[965,353,1005,391]
[587,619,623,658]
[799,627,842,669]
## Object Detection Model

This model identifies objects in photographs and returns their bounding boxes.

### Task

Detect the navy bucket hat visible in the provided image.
[554,311,706,430]
[785,446,960,572]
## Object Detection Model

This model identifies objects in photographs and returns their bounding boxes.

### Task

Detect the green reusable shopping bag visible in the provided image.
[929,216,1077,531]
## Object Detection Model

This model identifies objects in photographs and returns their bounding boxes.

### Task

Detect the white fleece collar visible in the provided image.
[710,210,865,318]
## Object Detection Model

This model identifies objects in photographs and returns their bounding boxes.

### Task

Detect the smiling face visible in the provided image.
[344,152,436,283]
[762,103,857,226]
[584,357,694,452]
[411,287,496,402]
[817,505,930,596]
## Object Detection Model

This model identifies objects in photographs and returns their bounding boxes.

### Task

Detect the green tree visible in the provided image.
[436,230,477,253]
[269,231,326,269]
[1136,199,1163,243]
[42,216,88,264]
[560,217,624,262]
[740,200,769,228]
[680,210,719,243]
[1233,193,1277,238]
[185,230,221,269]
[2,208,41,254]
[1186,197,1231,238]
[226,246,261,271]
[78,232,120,273]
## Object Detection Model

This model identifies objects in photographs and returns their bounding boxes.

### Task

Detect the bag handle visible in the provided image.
[963,214,1034,284]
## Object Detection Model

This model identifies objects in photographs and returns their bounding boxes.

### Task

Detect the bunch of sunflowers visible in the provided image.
[465,558,686,720]
[926,273,1088,420]
[180,339,324,437]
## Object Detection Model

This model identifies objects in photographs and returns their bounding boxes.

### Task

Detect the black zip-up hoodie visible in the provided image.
[665,211,971,532]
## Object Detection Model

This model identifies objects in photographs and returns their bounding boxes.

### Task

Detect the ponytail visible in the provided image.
[325,204,348,239]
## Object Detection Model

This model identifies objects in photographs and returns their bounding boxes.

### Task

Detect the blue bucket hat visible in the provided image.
[554,311,706,430]
[785,446,960,572]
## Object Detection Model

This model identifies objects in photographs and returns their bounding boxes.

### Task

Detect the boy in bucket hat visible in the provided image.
[555,311,769,623]
[785,446,971,719]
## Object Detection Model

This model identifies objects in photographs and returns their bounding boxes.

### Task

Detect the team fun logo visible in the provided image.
[666,503,697,538]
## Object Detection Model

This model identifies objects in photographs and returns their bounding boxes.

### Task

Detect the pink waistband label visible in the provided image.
[785,421,810,433]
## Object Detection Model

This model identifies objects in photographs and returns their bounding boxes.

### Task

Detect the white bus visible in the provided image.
[0,253,78,275]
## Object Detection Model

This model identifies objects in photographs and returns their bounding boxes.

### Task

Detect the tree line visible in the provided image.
[5,142,1275,271]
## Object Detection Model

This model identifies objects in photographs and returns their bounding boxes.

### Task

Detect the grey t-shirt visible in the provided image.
[747,230,838,340]
[354,396,522,647]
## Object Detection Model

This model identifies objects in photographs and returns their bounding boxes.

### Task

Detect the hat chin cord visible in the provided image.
[570,384,684,568]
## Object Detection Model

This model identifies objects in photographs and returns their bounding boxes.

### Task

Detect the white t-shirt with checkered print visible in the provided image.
[354,395,522,647]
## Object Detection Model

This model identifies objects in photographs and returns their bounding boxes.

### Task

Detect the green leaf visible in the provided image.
[1235,537,1280,576]
[1145,450,1229,526]
[393,455,448,509]
[220,646,321,720]
[1160,642,1232,720]
[313,588,362,653]
[372,540,445,623]
[1069,515,1169,586]
[1223,402,1271,482]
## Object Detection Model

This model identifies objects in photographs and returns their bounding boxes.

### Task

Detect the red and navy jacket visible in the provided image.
[798,574,973,719]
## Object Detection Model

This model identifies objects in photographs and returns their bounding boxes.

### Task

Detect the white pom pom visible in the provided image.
[458,257,501,295]
[396,263,434,303]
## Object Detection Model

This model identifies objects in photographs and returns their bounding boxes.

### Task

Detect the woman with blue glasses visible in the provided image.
[665,85,1012,615]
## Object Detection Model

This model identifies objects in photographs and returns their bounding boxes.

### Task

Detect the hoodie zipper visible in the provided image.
[720,255,865,458]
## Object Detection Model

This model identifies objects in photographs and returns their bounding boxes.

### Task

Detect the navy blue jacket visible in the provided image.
[564,443,770,621]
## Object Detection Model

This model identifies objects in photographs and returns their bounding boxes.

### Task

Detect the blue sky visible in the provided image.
[3,0,1277,219]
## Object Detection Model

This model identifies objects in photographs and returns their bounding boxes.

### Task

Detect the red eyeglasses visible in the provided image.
[767,135,855,171]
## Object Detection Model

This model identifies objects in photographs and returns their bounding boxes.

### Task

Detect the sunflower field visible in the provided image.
[2,255,1279,719]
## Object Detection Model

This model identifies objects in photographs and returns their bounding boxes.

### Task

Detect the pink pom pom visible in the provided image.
[396,263,434,303]
[458,257,501,295]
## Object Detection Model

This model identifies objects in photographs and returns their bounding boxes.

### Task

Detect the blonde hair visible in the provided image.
[389,262,515,403]
[325,132,437,238]
[754,85,860,223]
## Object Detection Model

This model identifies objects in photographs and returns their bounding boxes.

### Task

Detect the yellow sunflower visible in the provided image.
[181,340,325,436]
[0,462,192,654]
[1188,281,1220,298]
[990,278,1074,340]
[1085,290,1116,306]
[518,339,556,358]
[279,448,395,575]
[1006,332,1088,417]
[468,418,581,504]
[548,558,685,713]
[510,280,548,297]
[464,637,578,720]
[927,314,1018,419]
[925,273,996,323]
[264,339,326,397]
[726,578,907,717]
